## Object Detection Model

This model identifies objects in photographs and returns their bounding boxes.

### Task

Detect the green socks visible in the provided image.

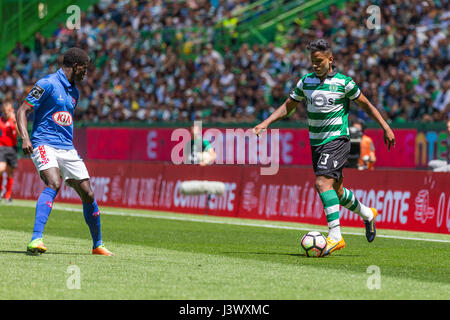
[319,190,341,241]
[339,187,373,221]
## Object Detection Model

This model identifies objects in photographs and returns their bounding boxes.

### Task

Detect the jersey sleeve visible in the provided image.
[344,78,361,100]
[289,77,306,102]
[24,79,53,110]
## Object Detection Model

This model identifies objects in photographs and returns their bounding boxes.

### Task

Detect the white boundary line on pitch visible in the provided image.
[9,202,450,244]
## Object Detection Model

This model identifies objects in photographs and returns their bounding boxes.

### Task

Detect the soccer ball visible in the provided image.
[300,231,327,257]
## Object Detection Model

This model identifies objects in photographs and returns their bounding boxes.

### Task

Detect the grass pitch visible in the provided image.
[0,200,449,300]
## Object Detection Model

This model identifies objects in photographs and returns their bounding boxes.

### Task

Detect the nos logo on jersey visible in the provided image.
[52,111,73,126]
[308,93,335,107]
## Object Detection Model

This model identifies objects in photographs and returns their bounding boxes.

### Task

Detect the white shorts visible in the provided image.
[31,145,90,181]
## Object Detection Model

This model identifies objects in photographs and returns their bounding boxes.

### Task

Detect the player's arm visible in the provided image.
[354,93,395,151]
[18,80,52,156]
[16,102,34,156]
[253,97,299,136]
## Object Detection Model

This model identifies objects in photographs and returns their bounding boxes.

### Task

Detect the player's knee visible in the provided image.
[314,177,332,193]
[334,189,344,200]
[314,179,325,193]
[47,180,61,192]
[82,189,95,203]
[333,185,344,199]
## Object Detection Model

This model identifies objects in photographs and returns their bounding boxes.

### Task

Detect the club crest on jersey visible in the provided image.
[330,83,338,92]
[52,111,73,126]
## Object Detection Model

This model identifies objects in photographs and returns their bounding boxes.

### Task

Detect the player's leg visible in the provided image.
[311,138,350,256]
[27,167,61,254]
[3,165,14,202]
[4,147,19,202]
[333,176,344,198]
[60,148,112,255]
[333,177,377,242]
[334,176,374,220]
[0,155,7,198]
[315,175,342,241]
[63,150,114,256]
[315,175,346,256]
[66,178,113,256]
[66,178,100,246]
[27,146,61,254]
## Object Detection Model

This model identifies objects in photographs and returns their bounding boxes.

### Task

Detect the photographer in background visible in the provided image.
[347,119,376,170]
[184,122,217,166]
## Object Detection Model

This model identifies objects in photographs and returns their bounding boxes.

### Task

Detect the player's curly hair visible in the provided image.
[62,47,89,67]
[306,39,332,53]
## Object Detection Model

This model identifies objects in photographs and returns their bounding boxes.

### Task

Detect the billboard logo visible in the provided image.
[414,190,435,224]
[171,121,280,175]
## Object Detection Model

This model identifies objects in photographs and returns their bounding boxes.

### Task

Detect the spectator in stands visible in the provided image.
[0,0,448,126]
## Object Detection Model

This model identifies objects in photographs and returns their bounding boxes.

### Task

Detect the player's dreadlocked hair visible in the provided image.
[62,47,89,67]
[306,39,332,53]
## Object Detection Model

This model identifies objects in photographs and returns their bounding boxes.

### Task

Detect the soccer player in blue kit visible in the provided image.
[17,47,114,256]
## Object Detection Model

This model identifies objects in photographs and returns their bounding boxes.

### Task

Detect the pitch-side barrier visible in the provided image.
[12,159,450,234]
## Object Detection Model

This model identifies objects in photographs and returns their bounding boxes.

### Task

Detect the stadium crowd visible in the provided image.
[0,0,448,124]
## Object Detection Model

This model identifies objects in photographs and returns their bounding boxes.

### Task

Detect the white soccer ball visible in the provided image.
[300,231,327,257]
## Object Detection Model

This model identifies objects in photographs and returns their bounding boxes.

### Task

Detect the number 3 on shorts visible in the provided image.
[318,153,330,165]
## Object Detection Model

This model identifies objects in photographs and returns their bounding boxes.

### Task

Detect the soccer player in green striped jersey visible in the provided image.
[253,39,396,256]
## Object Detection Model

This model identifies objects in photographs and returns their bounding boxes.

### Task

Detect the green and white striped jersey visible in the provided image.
[289,68,361,146]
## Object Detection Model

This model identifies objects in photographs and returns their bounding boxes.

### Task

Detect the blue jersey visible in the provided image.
[24,68,79,150]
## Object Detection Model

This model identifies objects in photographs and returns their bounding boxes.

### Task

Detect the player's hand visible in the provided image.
[383,128,395,151]
[22,138,34,156]
[253,123,268,136]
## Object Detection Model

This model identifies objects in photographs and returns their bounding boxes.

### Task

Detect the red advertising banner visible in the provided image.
[12,160,166,210]
[238,167,450,234]
[364,129,416,168]
[86,128,174,161]
[161,165,243,216]
[83,127,421,168]
[339,170,450,233]
[239,167,324,224]
[12,160,450,234]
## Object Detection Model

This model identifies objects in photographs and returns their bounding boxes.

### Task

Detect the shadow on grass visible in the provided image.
[0,250,89,256]
[221,251,362,258]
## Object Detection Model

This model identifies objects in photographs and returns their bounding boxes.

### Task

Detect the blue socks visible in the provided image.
[83,200,102,249]
[31,187,58,241]
[31,188,103,249]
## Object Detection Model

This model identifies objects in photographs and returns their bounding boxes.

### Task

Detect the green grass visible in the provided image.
[0,200,449,299]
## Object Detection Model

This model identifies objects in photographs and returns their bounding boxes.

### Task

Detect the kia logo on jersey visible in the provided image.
[52,111,73,126]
